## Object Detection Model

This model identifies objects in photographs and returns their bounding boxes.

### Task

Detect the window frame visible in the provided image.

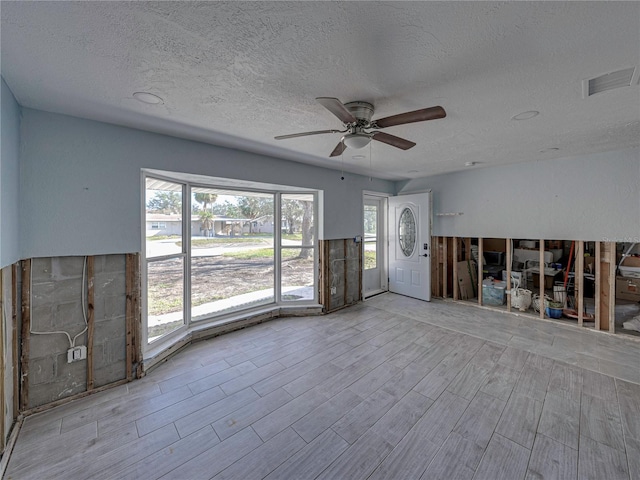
[142,171,319,356]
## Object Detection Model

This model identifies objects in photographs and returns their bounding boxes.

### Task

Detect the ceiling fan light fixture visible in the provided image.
[342,133,371,150]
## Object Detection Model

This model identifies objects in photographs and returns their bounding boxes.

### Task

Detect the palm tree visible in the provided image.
[199,210,215,237]
[194,193,217,211]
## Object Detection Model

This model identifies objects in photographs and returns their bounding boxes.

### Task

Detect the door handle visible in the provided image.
[421,254,429,257]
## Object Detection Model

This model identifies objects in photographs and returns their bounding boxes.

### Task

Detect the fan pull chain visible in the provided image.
[369,140,373,181]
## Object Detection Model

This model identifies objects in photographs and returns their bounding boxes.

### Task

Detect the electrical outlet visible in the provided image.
[67,346,87,363]
[331,286,337,295]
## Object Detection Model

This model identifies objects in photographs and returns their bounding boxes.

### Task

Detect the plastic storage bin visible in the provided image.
[482,279,507,306]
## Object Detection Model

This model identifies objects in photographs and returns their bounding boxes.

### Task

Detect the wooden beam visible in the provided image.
[86,257,95,391]
[358,239,362,302]
[11,263,19,419]
[442,237,448,299]
[576,241,584,327]
[595,241,616,332]
[539,239,545,319]
[132,254,143,378]
[595,242,601,331]
[478,238,483,306]
[433,237,441,297]
[343,239,348,307]
[0,268,4,449]
[20,259,31,411]
[452,237,459,300]
[608,243,616,333]
[125,254,134,381]
[465,238,472,261]
[506,238,512,313]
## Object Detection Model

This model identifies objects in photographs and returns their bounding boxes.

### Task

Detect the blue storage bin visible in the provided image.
[482,279,506,305]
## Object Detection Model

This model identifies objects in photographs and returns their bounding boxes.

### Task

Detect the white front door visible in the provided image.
[388,192,431,301]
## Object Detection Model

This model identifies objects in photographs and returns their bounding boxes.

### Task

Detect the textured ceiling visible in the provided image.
[2,1,639,180]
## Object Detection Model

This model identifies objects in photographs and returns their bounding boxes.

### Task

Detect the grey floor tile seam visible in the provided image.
[613,378,637,479]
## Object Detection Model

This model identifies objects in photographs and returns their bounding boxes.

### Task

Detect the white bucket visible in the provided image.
[553,285,567,307]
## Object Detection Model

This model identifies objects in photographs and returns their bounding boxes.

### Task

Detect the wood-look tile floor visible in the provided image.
[7,294,640,480]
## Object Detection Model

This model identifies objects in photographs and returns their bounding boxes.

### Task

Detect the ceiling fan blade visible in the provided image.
[329,141,347,157]
[371,131,416,150]
[374,106,446,128]
[274,129,343,140]
[316,97,357,124]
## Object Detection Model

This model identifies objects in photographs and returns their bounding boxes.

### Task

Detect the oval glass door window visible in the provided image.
[398,207,417,257]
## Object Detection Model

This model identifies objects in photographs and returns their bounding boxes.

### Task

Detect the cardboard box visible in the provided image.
[616,276,640,302]
[622,256,640,267]
[532,271,560,290]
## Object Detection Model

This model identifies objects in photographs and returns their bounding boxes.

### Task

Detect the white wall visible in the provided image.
[0,77,21,267]
[397,148,640,241]
[19,109,395,258]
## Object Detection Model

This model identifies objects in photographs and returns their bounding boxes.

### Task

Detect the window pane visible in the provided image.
[364,242,377,270]
[147,257,184,342]
[191,190,275,319]
[364,203,378,270]
[145,178,183,258]
[282,194,314,247]
[281,248,314,301]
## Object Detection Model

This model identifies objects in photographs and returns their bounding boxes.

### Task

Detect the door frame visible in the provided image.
[362,192,390,299]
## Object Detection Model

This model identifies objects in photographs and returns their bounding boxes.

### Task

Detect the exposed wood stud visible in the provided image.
[19,259,31,412]
[576,241,584,326]
[0,269,5,449]
[452,237,459,300]
[506,238,512,313]
[11,263,19,418]
[125,254,134,381]
[478,238,483,306]
[539,239,545,319]
[442,237,448,299]
[606,243,616,333]
[343,239,348,306]
[134,254,143,377]
[595,242,601,330]
[86,257,95,390]
[358,240,362,302]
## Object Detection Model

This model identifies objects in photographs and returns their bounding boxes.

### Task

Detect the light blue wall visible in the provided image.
[397,148,640,241]
[19,109,395,258]
[0,77,21,267]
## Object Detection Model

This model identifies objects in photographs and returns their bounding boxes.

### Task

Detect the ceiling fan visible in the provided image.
[275,97,446,157]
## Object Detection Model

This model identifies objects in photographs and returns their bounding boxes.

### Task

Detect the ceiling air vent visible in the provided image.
[586,67,636,97]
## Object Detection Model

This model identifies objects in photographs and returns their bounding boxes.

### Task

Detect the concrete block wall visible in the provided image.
[28,255,127,408]
[93,255,127,387]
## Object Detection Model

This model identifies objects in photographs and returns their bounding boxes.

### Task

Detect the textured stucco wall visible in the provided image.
[397,148,640,242]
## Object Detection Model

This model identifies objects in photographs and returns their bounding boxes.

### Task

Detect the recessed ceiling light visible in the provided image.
[464,161,477,167]
[511,110,539,121]
[352,154,366,160]
[540,147,560,153]
[133,92,164,104]
[407,170,419,174]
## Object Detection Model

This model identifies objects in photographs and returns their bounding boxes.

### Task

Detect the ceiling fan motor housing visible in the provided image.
[344,101,374,123]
